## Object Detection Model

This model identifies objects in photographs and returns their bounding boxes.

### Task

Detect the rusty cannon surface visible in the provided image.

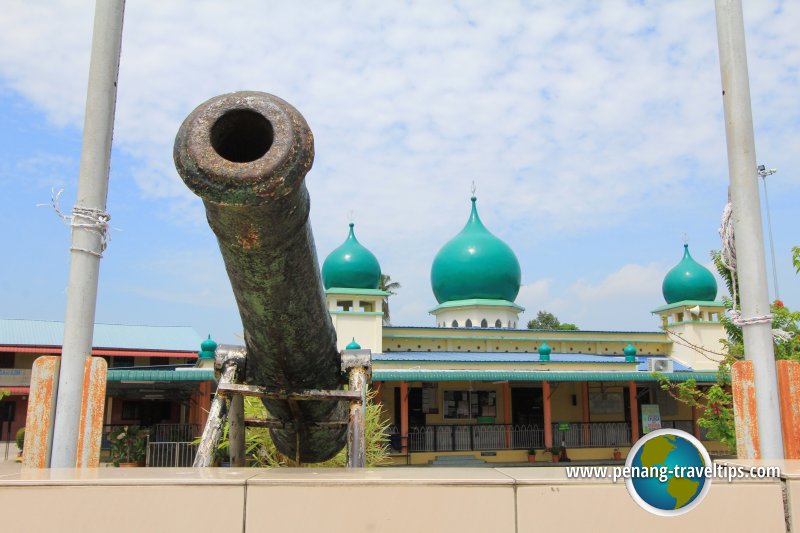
[174,91,346,463]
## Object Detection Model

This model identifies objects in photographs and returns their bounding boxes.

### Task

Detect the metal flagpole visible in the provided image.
[714,0,784,459]
[50,0,126,468]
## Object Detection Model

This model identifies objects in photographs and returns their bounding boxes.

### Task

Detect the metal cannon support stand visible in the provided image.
[194,347,371,468]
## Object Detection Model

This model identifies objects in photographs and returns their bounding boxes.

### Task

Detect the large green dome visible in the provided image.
[662,244,717,304]
[431,197,521,304]
[322,223,381,290]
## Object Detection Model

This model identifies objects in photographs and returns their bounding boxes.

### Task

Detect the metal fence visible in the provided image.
[388,424,545,453]
[551,422,631,448]
[151,423,199,442]
[388,421,642,453]
[146,441,198,467]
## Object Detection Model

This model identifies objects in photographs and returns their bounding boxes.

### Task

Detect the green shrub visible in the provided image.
[15,427,25,451]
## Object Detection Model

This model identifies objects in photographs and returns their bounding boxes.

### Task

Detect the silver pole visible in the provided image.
[50,0,125,468]
[714,0,784,459]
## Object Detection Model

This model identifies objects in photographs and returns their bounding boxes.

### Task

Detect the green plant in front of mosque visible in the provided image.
[657,357,737,452]
[206,387,392,467]
[108,425,148,466]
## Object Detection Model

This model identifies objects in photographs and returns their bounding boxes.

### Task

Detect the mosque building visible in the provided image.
[322,194,727,464]
[0,194,727,466]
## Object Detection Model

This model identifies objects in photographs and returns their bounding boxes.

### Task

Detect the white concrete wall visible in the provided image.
[0,465,789,532]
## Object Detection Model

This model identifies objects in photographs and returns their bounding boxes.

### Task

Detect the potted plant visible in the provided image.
[547,446,563,463]
[15,427,25,462]
[613,447,622,461]
[527,448,538,463]
[109,425,147,467]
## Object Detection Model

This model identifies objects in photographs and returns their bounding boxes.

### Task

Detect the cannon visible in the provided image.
[174,91,346,462]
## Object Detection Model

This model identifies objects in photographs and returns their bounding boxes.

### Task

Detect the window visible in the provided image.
[480,319,488,328]
[495,319,502,328]
[112,356,135,368]
[443,390,497,419]
[121,401,141,420]
[465,319,473,328]
[337,300,353,311]
[0,353,14,368]
[451,320,458,327]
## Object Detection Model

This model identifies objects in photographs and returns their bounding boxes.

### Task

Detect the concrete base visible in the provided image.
[0,462,795,532]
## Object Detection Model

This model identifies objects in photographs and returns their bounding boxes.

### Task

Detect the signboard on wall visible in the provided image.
[641,404,662,434]
[0,369,31,387]
[589,392,623,414]
[421,382,438,414]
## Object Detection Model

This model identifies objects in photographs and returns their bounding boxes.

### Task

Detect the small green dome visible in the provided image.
[199,335,217,360]
[538,342,551,361]
[624,343,637,362]
[431,197,521,304]
[322,223,381,290]
[662,244,717,304]
[345,338,361,350]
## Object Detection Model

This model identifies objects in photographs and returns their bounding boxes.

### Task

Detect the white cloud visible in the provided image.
[1,0,797,331]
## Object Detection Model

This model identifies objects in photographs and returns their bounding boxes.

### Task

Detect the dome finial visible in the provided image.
[470,180,477,200]
[347,210,355,224]
[345,337,361,350]
[538,342,551,361]
[199,334,217,360]
[682,232,689,245]
[624,343,637,362]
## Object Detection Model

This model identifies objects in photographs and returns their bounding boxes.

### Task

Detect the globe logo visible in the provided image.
[625,428,712,516]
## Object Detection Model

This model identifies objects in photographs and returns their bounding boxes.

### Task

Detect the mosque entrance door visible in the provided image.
[511,387,543,427]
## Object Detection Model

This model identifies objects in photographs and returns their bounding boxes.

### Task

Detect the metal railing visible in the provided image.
[146,441,198,467]
[551,422,631,447]
[388,421,639,453]
[151,423,199,442]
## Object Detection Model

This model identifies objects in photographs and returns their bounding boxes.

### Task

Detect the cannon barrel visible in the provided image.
[173,91,345,462]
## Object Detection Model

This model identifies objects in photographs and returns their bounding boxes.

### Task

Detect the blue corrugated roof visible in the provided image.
[0,319,203,352]
[374,351,639,364]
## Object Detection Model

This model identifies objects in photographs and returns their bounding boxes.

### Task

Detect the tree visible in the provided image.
[378,274,401,325]
[526,310,579,330]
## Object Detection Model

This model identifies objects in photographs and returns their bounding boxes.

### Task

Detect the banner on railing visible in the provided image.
[641,404,662,434]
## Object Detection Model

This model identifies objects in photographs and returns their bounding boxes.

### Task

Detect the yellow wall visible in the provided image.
[382,327,671,356]
[549,382,583,421]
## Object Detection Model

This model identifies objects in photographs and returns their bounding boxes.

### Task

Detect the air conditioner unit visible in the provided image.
[647,358,673,373]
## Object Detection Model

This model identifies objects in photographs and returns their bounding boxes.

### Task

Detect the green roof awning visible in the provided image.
[372,370,721,383]
[107,369,215,382]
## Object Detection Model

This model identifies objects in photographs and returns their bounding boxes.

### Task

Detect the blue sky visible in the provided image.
[0,1,797,344]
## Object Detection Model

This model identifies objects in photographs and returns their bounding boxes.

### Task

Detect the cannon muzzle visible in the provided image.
[174,91,345,462]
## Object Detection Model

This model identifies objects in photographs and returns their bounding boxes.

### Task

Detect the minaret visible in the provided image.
[321,222,387,352]
[652,241,726,370]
